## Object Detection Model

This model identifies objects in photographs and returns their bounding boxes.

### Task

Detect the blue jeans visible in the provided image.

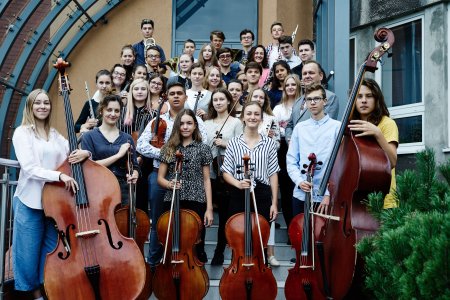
[12,197,57,291]
[147,170,166,266]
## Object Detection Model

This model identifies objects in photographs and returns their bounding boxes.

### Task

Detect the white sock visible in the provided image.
[35,297,44,300]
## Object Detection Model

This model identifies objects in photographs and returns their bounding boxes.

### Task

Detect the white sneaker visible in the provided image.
[268,255,280,267]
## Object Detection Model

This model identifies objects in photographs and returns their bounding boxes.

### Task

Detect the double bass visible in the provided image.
[152,150,209,300]
[42,58,145,299]
[286,28,394,299]
[114,147,152,299]
[219,154,277,300]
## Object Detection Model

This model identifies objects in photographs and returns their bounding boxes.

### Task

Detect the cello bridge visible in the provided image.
[171,259,185,264]
[242,263,254,267]
[75,229,100,238]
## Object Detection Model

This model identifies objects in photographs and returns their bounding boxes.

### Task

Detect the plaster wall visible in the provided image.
[350,2,449,164]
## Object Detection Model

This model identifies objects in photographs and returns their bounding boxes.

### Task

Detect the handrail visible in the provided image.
[0,158,19,300]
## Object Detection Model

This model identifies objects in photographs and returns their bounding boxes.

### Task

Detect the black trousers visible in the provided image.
[212,177,231,253]
[278,138,295,228]
[228,182,272,223]
[163,200,206,254]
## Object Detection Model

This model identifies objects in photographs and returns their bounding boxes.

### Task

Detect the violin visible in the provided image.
[150,94,168,148]
[308,28,394,299]
[42,58,145,299]
[193,90,202,115]
[219,154,277,300]
[152,150,209,300]
[284,153,329,300]
[114,147,152,299]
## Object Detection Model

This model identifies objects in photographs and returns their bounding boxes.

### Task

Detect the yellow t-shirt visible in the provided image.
[377,116,399,208]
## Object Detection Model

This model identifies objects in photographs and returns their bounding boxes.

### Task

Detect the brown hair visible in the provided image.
[207,88,233,119]
[247,88,273,116]
[352,78,390,125]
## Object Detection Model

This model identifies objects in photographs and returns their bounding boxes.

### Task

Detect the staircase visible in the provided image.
[149,211,295,299]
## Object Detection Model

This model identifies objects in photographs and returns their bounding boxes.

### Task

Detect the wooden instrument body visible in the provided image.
[153,208,209,300]
[322,132,391,299]
[285,213,327,300]
[220,213,277,300]
[42,159,146,300]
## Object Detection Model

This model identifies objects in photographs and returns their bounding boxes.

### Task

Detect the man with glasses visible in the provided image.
[217,48,243,85]
[234,29,255,64]
[133,19,166,65]
[286,82,341,216]
[285,60,339,142]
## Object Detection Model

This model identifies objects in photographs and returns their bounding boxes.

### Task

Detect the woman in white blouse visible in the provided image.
[272,74,302,244]
[12,89,89,299]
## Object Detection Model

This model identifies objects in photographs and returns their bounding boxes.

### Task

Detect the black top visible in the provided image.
[75,99,99,133]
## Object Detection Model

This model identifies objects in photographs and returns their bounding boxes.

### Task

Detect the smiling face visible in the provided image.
[112,66,126,87]
[253,47,265,64]
[102,100,121,126]
[202,45,213,61]
[284,77,298,97]
[298,44,314,62]
[133,66,147,80]
[132,81,148,105]
[212,92,230,114]
[180,113,196,139]
[33,93,51,121]
[275,64,288,82]
[146,49,161,68]
[242,103,262,129]
[301,62,323,86]
[208,68,221,88]
[250,89,266,107]
[179,54,193,73]
[149,77,163,95]
[121,48,135,66]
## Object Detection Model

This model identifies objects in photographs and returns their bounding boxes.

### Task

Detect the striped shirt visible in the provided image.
[221,134,280,186]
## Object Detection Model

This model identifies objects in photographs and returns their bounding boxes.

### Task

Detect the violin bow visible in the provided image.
[248,170,267,264]
[209,99,240,148]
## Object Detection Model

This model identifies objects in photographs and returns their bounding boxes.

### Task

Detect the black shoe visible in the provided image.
[197,251,208,263]
[290,257,296,263]
[211,251,224,266]
[275,222,281,229]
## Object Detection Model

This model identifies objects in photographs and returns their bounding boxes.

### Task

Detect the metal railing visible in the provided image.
[0,158,19,300]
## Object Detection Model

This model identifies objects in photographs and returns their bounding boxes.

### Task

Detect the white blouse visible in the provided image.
[13,126,69,209]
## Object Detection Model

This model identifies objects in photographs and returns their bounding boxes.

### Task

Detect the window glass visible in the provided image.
[382,19,422,107]
[174,0,258,56]
[396,115,422,144]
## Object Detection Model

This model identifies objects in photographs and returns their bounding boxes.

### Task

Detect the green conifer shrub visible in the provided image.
[357,149,450,299]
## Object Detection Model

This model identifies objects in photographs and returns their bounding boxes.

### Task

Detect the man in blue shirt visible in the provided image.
[286,83,341,216]
[217,48,243,85]
[133,19,166,65]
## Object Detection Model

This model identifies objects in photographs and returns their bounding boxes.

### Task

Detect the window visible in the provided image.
[377,16,424,154]
[172,0,258,57]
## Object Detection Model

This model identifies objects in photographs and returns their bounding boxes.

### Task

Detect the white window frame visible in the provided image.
[375,14,425,154]
[445,3,450,153]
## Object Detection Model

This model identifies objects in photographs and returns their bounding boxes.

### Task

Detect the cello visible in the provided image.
[219,154,277,300]
[287,28,394,299]
[150,93,168,148]
[114,147,152,299]
[152,150,209,300]
[42,58,146,299]
[284,153,328,300]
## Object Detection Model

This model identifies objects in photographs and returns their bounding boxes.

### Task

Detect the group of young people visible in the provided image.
[11,18,399,299]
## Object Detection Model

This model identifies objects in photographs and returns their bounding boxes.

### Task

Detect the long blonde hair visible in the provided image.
[21,89,52,135]
[124,78,151,126]
[280,74,302,106]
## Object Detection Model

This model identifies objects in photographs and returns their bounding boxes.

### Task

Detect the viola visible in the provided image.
[284,153,328,300]
[308,28,394,299]
[152,150,209,300]
[114,146,152,299]
[219,154,277,300]
[42,58,146,299]
[150,94,167,148]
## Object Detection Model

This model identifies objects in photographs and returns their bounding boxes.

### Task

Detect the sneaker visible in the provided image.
[268,255,280,267]
[211,251,224,266]
[197,251,208,263]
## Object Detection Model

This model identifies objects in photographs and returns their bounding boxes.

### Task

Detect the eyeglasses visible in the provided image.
[219,54,231,59]
[113,71,126,77]
[241,36,253,40]
[150,81,163,87]
[305,97,324,103]
[147,55,160,59]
